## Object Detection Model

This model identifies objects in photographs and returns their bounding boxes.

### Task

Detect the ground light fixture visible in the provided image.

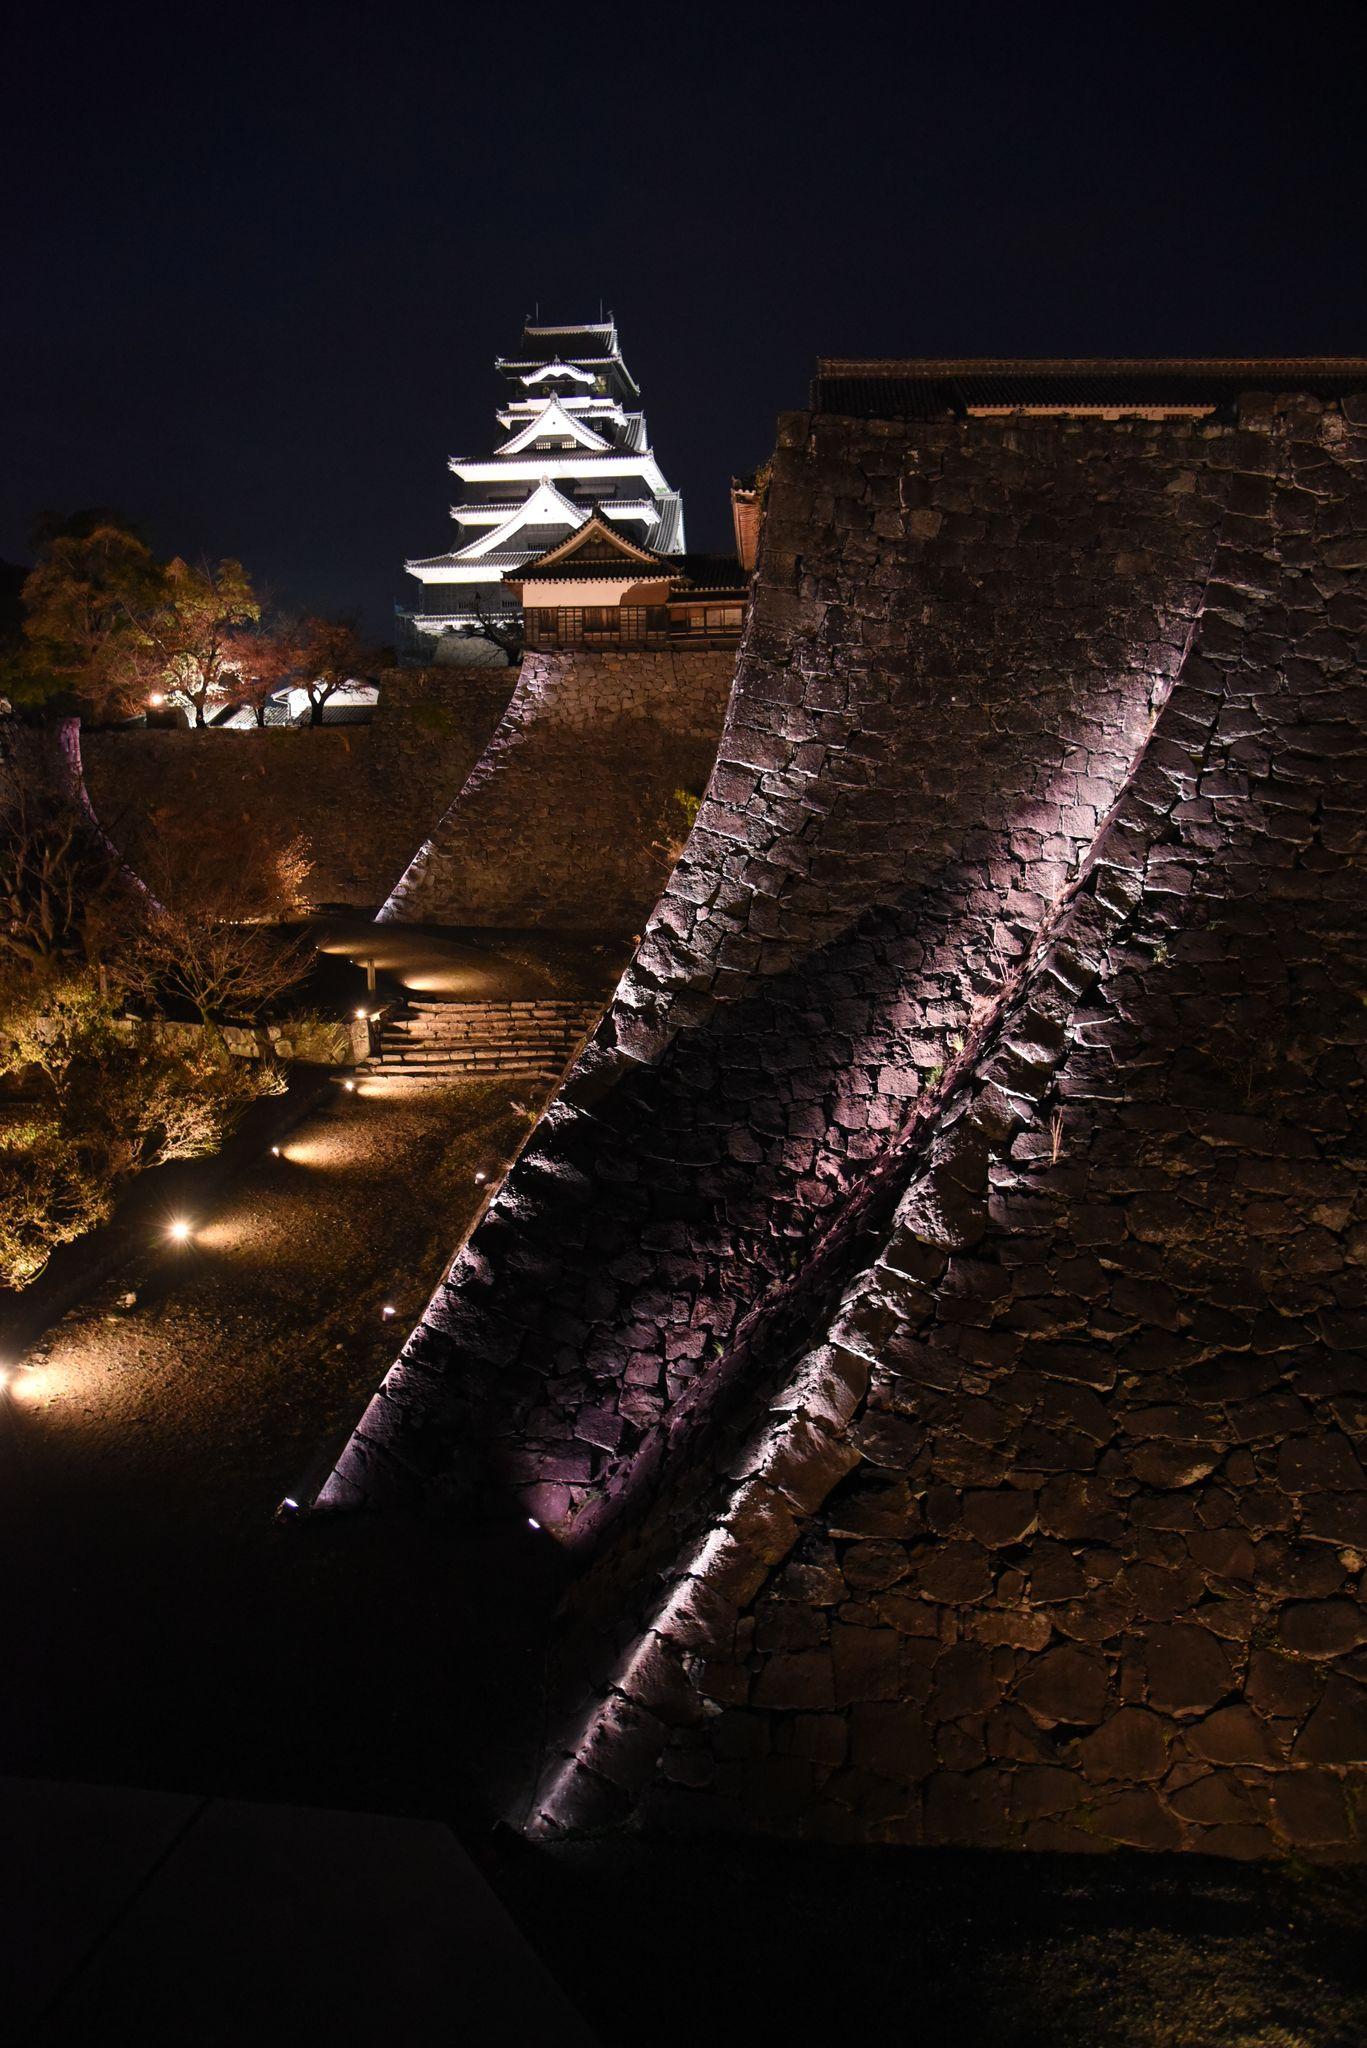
[167,1218,193,1243]
[382,1305,396,1318]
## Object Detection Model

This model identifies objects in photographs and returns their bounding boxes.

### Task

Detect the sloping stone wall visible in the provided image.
[324,391,1367,1859]
[81,670,513,910]
[377,649,735,930]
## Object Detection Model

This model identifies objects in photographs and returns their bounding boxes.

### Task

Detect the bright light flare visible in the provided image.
[167,1218,193,1243]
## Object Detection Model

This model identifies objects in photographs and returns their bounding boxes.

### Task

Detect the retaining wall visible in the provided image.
[325,393,1367,1859]
[378,649,735,930]
[81,670,513,910]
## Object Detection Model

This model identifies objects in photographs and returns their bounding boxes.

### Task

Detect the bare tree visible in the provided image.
[125,824,315,1036]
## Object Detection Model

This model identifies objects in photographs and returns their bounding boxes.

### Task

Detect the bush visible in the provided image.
[0,969,287,1289]
[0,1120,115,1289]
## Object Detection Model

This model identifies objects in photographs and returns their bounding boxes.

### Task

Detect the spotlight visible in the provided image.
[527,1517,541,1530]
[474,1170,487,1185]
[270,1144,281,1157]
[382,1305,396,1319]
[168,1219,192,1243]
[343,1079,356,1092]
[355,1007,368,1020]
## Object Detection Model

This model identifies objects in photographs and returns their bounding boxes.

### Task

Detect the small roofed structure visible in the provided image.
[505,512,747,651]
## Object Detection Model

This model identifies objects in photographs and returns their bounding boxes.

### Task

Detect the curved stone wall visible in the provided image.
[324,410,1229,1532]
[324,389,1367,1858]
[378,649,735,930]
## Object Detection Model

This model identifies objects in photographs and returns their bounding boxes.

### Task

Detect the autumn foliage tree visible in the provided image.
[10,518,162,722]
[0,738,313,1289]
[295,614,380,724]
[220,619,303,726]
[132,554,259,726]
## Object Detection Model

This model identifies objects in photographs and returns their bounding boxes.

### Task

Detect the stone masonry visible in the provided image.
[378,649,735,930]
[324,388,1367,1858]
[81,669,513,910]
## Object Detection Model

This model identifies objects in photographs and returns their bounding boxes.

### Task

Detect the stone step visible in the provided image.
[376,1033,571,1050]
[403,1002,595,1019]
[373,1052,569,1070]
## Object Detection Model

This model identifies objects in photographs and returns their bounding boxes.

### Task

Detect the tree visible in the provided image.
[124,819,315,1037]
[0,731,302,1291]
[0,759,137,976]
[297,614,380,725]
[0,969,281,1290]
[467,592,524,663]
[134,555,259,727]
[10,520,163,721]
[220,618,303,726]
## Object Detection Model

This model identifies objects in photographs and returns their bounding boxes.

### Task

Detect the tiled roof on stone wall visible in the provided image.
[813,356,1367,417]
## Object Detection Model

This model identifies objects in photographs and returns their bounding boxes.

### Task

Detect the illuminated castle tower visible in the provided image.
[401,318,686,661]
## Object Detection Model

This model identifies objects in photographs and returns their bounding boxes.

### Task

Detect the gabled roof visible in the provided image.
[495,397,611,455]
[511,512,671,581]
[450,480,585,564]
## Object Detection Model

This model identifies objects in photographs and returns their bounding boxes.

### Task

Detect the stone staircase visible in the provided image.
[367,996,600,1087]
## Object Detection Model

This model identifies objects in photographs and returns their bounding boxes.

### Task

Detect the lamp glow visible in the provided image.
[168,1218,192,1242]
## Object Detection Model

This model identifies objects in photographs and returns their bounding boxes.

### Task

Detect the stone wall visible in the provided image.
[323,392,1367,1859]
[378,649,735,930]
[81,670,513,910]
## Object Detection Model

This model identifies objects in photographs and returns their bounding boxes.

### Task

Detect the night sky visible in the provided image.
[5,3,1365,642]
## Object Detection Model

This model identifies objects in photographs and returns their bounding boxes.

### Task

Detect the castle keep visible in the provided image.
[401,318,687,660]
[322,358,1367,1861]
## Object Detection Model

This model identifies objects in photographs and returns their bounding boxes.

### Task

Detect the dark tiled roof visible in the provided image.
[672,551,748,595]
[811,357,1367,418]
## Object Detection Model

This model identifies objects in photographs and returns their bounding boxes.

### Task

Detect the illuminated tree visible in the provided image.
[296,614,380,725]
[221,618,304,726]
[9,518,162,722]
[124,817,315,1036]
[134,555,259,726]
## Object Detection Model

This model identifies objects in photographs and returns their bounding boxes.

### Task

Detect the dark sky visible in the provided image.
[5,2,1365,641]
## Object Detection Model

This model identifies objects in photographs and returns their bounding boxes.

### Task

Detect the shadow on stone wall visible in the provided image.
[321,394,1367,1859]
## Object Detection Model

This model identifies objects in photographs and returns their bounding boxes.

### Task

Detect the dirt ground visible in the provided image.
[0,1073,557,1817]
[2,1067,1366,2047]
